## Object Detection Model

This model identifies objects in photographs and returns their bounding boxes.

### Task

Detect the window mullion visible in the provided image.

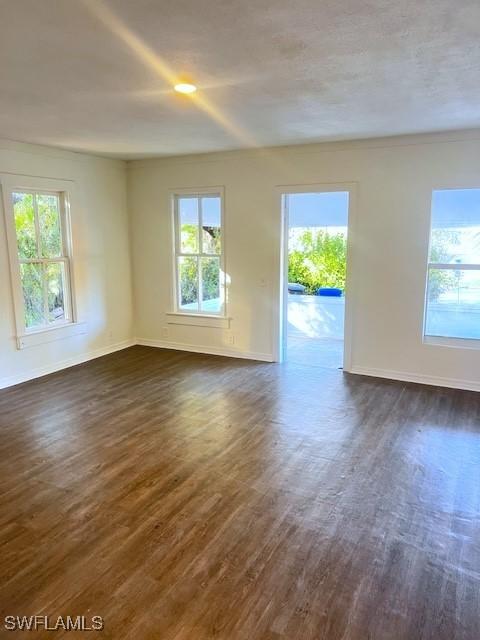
[197,256,202,312]
[175,256,181,309]
[58,192,67,257]
[20,257,68,265]
[41,262,49,326]
[174,196,180,256]
[33,192,48,326]
[63,259,72,322]
[33,192,42,259]
[198,196,203,254]
[194,197,203,311]
[428,262,480,270]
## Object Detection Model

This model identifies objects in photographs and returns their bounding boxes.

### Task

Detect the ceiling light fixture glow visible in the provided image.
[174,83,197,94]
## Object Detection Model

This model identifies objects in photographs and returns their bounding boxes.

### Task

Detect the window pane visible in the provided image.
[430,189,480,264]
[38,193,62,257]
[425,268,480,339]
[178,256,198,310]
[46,262,67,323]
[200,257,221,313]
[179,197,198,253]
[202,196,221,254]
[13,192,37,259]
[20,263,44,329]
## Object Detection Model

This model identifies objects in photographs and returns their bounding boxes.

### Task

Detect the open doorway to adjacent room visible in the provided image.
[281,189,351,369]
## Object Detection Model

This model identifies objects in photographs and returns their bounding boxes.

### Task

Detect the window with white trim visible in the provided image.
[424,189,480,341]
[5,187,74,333]
[173,192,225,315]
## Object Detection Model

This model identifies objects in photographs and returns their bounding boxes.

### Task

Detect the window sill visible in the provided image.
[166,312,231,329]
[17,321,87,350]
[423,335,480,351]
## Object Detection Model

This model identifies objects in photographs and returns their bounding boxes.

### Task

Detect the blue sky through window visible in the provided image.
[288,192,349,228]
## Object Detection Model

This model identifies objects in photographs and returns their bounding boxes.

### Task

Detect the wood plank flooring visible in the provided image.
[0,345,479,639]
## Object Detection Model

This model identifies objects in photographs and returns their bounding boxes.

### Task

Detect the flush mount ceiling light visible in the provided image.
[174,83,197,94]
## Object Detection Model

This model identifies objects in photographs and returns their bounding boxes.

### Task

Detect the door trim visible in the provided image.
[273,182,358,371]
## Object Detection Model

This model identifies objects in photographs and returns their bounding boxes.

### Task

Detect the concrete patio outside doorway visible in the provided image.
[287,294,345,368]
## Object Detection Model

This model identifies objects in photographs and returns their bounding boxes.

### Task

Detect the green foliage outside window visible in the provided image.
[179,256,197,305]
[428,229,459,301]
[288,230,347,293]
[179,224,220,306]
[13,192,65,328]
[288,228,462,300]
[13,192,37,259]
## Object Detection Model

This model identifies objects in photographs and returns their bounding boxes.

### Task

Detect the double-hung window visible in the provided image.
[2,177,75,342]
[173,191,224,315]
[424,188,480,342]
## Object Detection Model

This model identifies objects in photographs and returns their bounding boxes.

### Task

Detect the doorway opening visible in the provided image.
[282,190,350,368]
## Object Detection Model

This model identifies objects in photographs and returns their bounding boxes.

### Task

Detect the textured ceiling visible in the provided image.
[1,0,480,158]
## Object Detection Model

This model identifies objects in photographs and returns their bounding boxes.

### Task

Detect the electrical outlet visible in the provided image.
[226,333,235,345]
[161,327,169,338]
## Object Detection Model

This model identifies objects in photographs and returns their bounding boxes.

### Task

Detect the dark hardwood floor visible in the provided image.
[1,346,479,639]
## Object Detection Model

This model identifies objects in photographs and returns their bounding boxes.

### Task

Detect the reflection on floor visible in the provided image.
[287,293,344,369]
[287,334,344,369]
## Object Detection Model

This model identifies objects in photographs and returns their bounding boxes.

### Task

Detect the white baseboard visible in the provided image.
[0,339,136,390]
[0,336,271,391]
[136,338,274,363]
[350,365,480,393]
[3,339,477,393]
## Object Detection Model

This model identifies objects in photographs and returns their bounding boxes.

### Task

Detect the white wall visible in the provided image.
[0,140,134,388]
[2,132,479,391]
[128,130,480,391]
